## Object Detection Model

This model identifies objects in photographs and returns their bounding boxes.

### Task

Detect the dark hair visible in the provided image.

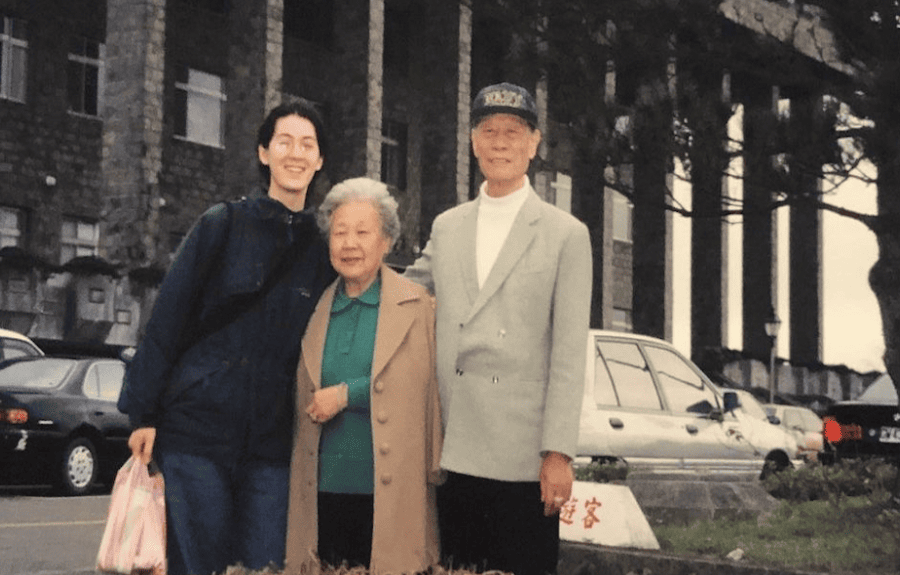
[256,101,329,185]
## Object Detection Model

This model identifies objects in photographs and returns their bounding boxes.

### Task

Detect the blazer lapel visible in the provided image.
[453,201,480,305]
[301,279,337,389]
[372,265,421,381]
[467,191,541,322]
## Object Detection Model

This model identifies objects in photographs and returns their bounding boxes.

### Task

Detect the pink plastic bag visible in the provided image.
[96,456,167,575]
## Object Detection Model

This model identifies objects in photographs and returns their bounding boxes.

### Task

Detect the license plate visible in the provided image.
[879,426,900,443]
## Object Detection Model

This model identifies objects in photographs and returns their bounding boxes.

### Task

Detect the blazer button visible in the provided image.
[379,443,391,455]
[377,411,389,424]
[381,474,392,485]
[374,380,385,393]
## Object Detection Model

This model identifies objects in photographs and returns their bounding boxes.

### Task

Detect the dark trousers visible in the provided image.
[317,491,374,570]
[438,471,560,575]
[154,449,289,575]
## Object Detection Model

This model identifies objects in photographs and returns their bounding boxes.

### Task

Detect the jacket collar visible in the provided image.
[301,264,424,388]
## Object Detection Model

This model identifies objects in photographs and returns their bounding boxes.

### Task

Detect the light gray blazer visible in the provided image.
[405,187,593,481]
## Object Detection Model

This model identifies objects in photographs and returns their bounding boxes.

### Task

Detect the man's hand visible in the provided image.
[540,451,573,516]
[305,384,348,424]
[127,427,157,465]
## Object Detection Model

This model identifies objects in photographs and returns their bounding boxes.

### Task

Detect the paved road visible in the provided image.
[0,489,109,575]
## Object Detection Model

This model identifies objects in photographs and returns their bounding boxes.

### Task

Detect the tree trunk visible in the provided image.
[869,140,900,504]
[870,155,900,404]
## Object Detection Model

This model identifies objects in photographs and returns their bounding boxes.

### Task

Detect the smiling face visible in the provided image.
[471,113,541,198]
[257,114,324,211]
[329,200,392,298]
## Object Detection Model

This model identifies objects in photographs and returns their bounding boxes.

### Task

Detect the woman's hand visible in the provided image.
[305,384,348,424]
[127,427,157,465]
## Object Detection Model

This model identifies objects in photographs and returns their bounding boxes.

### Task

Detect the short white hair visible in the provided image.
[317,177,401,248]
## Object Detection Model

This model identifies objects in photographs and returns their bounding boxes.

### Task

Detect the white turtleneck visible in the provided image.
[476,177,530,288]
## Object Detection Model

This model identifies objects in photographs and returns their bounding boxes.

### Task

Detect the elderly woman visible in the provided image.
[285,177,442,575]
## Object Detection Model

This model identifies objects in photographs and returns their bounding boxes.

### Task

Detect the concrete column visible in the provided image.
[689,72,731,364]
[788,93,823,364]
[101,0,166,265]
[223,0,283,199]
[631,53,673,341]
[741,83,778,360]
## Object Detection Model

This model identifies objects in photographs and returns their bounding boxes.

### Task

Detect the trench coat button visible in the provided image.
[374,380,385,393]
[456,369,463,376]
[381,474,392,485]
[498,329,506,337]
[377,411,388,424]
[379,443,391,455]
[492,376,499,384]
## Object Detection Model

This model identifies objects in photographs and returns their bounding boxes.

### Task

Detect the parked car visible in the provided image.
[0,356,131,494]
[576,330,800,478]
[822,373,899,461]
[766,403,824,462]
[0,328,44,361]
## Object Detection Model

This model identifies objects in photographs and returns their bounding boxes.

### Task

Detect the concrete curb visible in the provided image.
[559,542,829,575]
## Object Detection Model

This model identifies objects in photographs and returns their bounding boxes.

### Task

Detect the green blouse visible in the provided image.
[318,278,380,494]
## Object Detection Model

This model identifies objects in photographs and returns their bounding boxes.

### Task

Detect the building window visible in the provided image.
[0,207,23,248]
[174,67,225,147]
[612,308,633,332]
[612,190,633,243]
[68,37,104,116]
[0,14,27,102]
[61,218,99,263]
[284,0,333,47]
[381,120,407,191]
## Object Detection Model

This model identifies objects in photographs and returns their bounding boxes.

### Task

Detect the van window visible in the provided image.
[596,341,662,410]
[644,345,717,414]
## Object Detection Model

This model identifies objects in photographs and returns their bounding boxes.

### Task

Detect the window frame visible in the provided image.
[381,119,408,191]
[67,36,105,117]
[60,218,99,264]
[0,206,24,248]
[612,190,633,243]
[0,14,28,103]
[173,66,226,148]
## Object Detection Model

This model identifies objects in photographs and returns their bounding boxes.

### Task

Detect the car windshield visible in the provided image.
[0,358,76,389]
[738,392,769,420]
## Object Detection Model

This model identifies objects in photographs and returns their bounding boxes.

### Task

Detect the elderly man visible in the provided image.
[405,82,593,575]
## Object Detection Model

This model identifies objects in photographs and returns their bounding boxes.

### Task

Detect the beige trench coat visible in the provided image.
[285,265,442,575]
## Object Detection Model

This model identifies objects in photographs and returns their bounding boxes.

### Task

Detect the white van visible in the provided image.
[576,330,799,478]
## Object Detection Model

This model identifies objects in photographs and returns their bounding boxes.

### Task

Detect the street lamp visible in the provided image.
[765,309,782,404]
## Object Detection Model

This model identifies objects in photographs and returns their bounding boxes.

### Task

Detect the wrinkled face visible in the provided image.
[258,114,324,202]
[471,113,541,197]
[329,200,391,295]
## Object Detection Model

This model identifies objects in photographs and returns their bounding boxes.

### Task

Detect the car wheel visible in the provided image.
[760,452,791,480]
[58,437,98,495]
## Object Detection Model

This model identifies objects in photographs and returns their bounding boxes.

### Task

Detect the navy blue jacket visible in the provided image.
[118,192,335,465]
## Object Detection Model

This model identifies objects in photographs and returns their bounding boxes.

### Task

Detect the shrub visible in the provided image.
[573,459,628,483]
[762,457,899,502]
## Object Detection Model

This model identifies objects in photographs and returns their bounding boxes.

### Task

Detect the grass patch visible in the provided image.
[655,494,900,574]
[653,458,900,574]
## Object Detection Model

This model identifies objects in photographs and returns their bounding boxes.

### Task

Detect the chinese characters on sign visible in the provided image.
[559,497,603,529]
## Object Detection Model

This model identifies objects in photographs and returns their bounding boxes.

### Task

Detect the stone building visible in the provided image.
[0,0,869,398]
